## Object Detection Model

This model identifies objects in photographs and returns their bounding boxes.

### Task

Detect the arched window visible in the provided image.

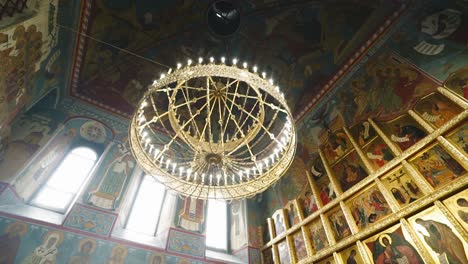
[206,199,228,251]
[29,147,98,213]
[125,175,167,236]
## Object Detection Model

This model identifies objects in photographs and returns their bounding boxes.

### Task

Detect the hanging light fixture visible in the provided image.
[129,57,296,200]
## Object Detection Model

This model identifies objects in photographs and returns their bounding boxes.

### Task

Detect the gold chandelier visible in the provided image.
[129,57,296,200]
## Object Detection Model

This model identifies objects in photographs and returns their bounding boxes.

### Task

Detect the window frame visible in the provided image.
[123,174,168,236]
[205,199,231,253]
[28,143,100,214]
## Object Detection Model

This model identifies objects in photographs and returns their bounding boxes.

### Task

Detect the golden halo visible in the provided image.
[111,244,128,258]
[44,230,64,245]
[79,238,97,253]
[378,233,392,247]
[150,253,165,264]
[5,221,28,237]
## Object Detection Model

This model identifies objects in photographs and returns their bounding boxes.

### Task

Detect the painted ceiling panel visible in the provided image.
[68,0,401,118]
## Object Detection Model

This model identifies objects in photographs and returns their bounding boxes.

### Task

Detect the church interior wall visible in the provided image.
[0,0,466,263]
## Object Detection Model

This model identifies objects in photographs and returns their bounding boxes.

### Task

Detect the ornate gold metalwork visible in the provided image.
[399,219,433,263]
[263,107,468,262]
[374,178,400,213]
[408,109,434,133]
[368,118,401,156]
[401,160,433,195]
[129,62,296,199]
[438,86,468,109]
[343,127,375,174]
[318,150,344,195]
[434,201,468,239]
[437,135,468,170]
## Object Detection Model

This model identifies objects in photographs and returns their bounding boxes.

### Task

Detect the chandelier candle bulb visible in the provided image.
[210,57,214,63]
[177,63,182,69]
[232,58,238,65]
[187,59,192,65]
[243,62,247,68]
[262,72,266,78]
[221,56,226,63]
[253,66,258,72]
[198,57,203,64]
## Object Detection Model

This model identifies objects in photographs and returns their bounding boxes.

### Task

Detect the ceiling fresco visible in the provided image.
[68,0,401,118]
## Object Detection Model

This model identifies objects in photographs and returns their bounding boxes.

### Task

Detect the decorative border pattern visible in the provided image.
[166,228,206,258]
[63,203,117,237]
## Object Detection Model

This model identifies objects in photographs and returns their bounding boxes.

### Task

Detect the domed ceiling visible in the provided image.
[67,0,401,118]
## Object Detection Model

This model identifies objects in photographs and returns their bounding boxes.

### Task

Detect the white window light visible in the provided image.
[206,199,228,250]
[30,147,98,213]
[125,175,166,236]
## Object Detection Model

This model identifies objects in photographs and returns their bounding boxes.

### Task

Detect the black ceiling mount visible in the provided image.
[207,1,241,37]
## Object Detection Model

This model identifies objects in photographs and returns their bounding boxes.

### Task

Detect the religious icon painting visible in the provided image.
[327,207,352,242]
[311,157,336,207]
[444,66,468,100]
[263,221,271,244]
[446,123,468,155]
[316,255,336,264]
[443,188,468,231]
[347,184,392,230]
[348,121,377,147]
[410,144,466,190]
[378,114,427,152]
[278,239,291,264]
[308,219,329,252]
[364,224,425,264]
[339,245,365,264]
[285,199,301,228]
[299,186,319,218]
[321,129,352,165]
[380,167,424,207]
[0,221,28,263]
[408,206,468,264]
[362,137,395,170]
[273,210,287,236]
[332,151,369,192]
[292,231,308,261]
[414,92,463,129]
[262,247,274,264]
[149,252,165,264]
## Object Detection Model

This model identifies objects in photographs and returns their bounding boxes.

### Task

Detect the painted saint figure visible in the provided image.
[372,233,423,264]
[106,245,128,264]
[21,231,63,264]
[0,222,28,263]
[346,250,357,264]
[177,197,205,232]
[88,142,135,210]
[67,238,96,264]
[390,124,425,151]
[415,218,468,264]
[302,191,318,216]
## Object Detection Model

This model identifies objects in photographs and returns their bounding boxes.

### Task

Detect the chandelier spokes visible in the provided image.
[130,59,296,199]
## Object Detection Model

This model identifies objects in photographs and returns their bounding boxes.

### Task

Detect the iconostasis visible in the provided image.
[261,87,467,263]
